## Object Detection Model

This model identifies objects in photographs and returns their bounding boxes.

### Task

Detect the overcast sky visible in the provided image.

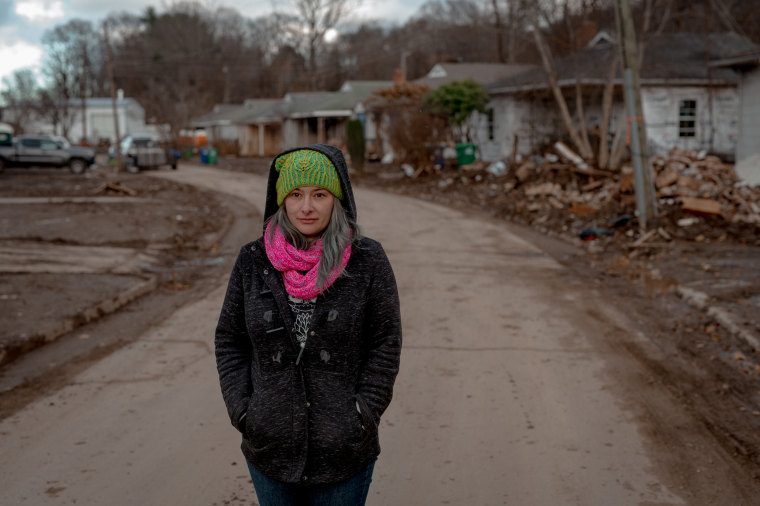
[0,0,427,89]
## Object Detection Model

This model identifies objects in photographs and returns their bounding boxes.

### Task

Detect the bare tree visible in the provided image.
[491,0,505,61]
[597,52,620,170]
[417,0,498,62]
[531,25,594,159]
[0,70,41,134]
[294,0,350,89]
[108,4,242,136]
[212,7,268,102]
[41,19,99,140]
[488,0,535,63]
[339,23,398,80]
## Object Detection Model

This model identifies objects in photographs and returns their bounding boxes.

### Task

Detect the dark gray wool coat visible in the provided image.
[215,144,402,484]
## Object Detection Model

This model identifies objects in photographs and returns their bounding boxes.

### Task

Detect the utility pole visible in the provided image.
[400,51,411,82]
[103,22,122,172]
[491,0,504,62]
[614,0,657,229]
[80,39,88,145]
[223,65,230,103]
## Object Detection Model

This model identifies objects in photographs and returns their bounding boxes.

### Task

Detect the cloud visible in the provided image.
[353,0,422,25]
[0,38,44,84]
[0,0,14,25]
[69,0,154,19]
[15,0,65,22]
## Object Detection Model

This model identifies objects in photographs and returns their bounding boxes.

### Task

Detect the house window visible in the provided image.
[487,108,494,140]
[678,100,696,138]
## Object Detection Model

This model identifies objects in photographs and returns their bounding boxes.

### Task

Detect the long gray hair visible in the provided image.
[267,198,360,289]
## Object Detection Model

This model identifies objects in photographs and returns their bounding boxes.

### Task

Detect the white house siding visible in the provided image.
[376,114,394,160]
[68,100,149,143]
[471,110,498,161]
[90,112,116,141]
[125,103,146,135]
[735,68,760,185]
[282,119,300,149]
[363,112,377,145]
[642,86,739,158]
[206,124,238,143]
[490,96,565,161]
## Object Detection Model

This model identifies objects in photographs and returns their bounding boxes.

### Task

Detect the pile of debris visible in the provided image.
[649,148,759,226]
[369,143,760,248]
[510,145,759,246]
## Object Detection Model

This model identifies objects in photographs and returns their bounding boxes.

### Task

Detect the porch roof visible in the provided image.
[282,81,392,119]
[710,49,760,69]
[191,104,248,127]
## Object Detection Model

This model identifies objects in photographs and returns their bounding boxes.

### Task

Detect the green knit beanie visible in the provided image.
[275,149,343,206]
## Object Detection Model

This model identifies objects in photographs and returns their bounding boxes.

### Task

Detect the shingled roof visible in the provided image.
[191,99,283,127]
[489,32,759,94]
[417,62,536,89]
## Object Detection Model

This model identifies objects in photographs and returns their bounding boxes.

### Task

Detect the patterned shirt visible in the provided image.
[288,294,316,344]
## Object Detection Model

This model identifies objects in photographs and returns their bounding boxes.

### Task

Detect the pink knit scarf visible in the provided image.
[264,222,351,299]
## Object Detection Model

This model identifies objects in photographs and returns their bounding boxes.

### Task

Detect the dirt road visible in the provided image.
[0,165,757,505]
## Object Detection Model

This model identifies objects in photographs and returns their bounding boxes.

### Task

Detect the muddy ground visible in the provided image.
[1,157,760,483]
[0,166,236,367]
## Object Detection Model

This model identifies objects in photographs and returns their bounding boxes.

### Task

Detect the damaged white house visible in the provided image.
[484,32,758,164]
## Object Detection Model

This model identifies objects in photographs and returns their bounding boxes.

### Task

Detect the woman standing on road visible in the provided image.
[215,144,402,505]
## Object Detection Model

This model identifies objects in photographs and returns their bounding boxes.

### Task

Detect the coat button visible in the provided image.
[306,401,310,407]
[263,268,269,275]
[310,331,315,336]
[302,476,308,481]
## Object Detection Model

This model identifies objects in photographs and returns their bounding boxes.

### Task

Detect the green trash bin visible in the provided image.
[455,143,477,167]
[208,147,218,165]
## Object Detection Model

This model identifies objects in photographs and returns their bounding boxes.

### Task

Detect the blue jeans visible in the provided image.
[246,459,375,506]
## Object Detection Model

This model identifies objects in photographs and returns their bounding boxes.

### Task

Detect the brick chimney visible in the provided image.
[393,68,404,86]
[576,20,599,50]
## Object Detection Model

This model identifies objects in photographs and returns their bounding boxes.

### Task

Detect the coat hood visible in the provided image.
[263,144,357,234]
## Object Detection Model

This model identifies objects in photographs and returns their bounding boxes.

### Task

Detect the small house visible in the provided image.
[487,32,758,163]
[190,81,392,157]
[1,91,161,144]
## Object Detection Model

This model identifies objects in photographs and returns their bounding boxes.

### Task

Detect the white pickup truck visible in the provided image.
[118,134,178,173]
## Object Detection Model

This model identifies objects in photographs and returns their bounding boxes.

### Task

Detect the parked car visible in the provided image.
[114,134,178,173]
[0,134,96,174]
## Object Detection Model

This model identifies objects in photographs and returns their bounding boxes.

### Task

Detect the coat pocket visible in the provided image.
[354,393,378,438]
[245,375,294,450]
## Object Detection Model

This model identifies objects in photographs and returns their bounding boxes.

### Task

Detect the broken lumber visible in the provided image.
[554,141,589,172]
[655,169,679,189]
[569,201,597,217]
[681,196,722,216]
